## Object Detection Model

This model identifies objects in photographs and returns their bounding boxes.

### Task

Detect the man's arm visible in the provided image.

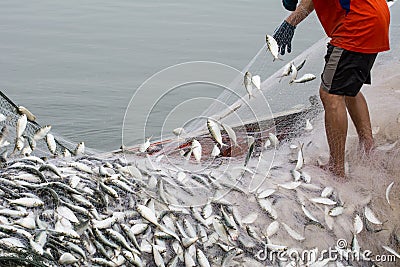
[273,0,315,55]
[286,0,314,26]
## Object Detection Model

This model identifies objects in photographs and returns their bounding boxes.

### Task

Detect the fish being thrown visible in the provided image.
[207,119,226,147]
[292,73,316,84]
[266,34,281,61]
[244,71,254,99]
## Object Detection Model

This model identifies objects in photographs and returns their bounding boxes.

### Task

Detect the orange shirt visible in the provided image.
[313,0,390,53]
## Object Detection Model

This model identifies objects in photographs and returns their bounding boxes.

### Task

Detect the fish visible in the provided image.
[288,63,298,84]
[282,222,305,241]
[266,221,280,237]
[321,187,334,198]
[139,137,151,153]
[328,206,344,217]
[196,248,211,267]
[294,144,304,170]
[59,252,79,265]
[296,59,306,71]
[242,213,258,224]
[211,144,220,157]
[266,34,280,61]
[386,181,394,206]
[33,125,52,140]
[354,214,363,234]
[191,139,202,163]
[382,245,400,259]
[46,133,57,155]
[0,125,9,147]
[279,181,301,190]
[310,197,337,205]
[278,62,292,82]
[364,206,382,225]
[14,136,24,152]
[244,136,255,166]
[244,71,254,99]
[324,207,334,230]
[268,133,279,147]
[0,113,6,122]
[221,123,238,147]
[292,73,316,84]
[301,205,320,224]
[258,198,278,220]
[305,119,313,132]
[74,141,85,155]
[257,188,276,199]
[17,106,36,122]
[16,114,27,138]
[172,127,185,137]
[207,119,226,147]
[8,197,44,208]
[263,139,271,150]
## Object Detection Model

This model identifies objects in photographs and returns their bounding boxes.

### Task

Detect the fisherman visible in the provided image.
[273,0,390,179]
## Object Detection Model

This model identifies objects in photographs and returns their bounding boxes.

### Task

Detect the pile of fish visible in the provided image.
[0,110,399,267]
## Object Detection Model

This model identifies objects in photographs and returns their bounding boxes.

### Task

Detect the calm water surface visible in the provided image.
[0,0,323,151]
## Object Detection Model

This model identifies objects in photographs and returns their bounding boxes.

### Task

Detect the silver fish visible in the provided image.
[266,34,280,61]
[382,246,400,259]
[18,106,36,122]
[305,119,313,131]
[282,222,305,241]
[59,252,78,265]
[33,125,52,140]
[46,133,57,155]
[268,133,279,147]
[386,181,394,206]
[0,113,6,122]
[354,214,363,234]
[296,59,306,71]
[292,73,316,84]
[74,141,85,155]
[207,119,226,147]
[364,206,382,225]
[16,114,27,138]
[211,144,220,157]
[288,63,298,84]
[8,197,44,208]
[191,139,202,163]
[328,206,344,217]
[278,62,292,82]
[244,136,255,166]
[173,127,185,137]
[221,123,238,147]
[139,136,151,153]
[310,197,337,206]
[244,71,254,99]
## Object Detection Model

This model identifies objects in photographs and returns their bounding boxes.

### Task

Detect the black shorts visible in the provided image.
[321,43,377,97]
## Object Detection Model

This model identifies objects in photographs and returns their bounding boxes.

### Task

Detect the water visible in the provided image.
[0,0,324,151]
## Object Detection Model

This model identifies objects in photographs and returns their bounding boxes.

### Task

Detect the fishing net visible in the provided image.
[0,91,80,159]
[148,28,328,165]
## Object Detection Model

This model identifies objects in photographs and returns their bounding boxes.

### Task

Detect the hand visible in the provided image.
[282,0,298,11]
[272,20,296,55]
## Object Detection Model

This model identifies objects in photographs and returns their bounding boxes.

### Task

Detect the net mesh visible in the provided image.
[0,91,78,158]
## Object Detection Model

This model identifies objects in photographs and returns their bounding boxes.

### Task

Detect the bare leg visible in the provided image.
[319,87,347,179]
[345,92,374,154]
